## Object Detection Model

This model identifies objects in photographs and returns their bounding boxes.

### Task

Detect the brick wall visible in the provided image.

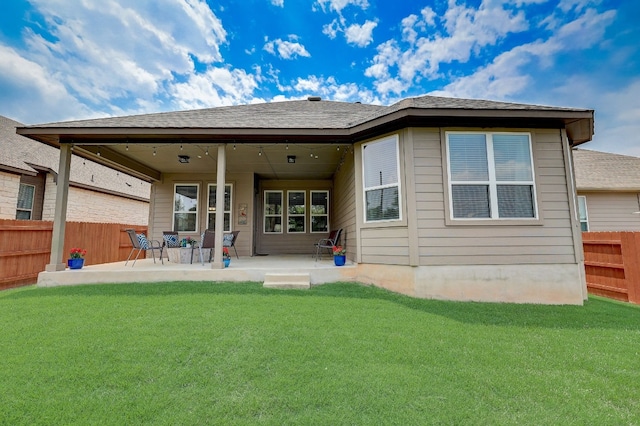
[42,175,149,225]
[0,171,20,219]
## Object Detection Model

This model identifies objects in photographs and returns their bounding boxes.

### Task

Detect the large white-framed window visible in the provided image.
[311,190,329,233]
[578,196,589,231]
[446,132,537,220]
[173,184,199,232]
[264,190,283,233]
[16,183,35,220]
[287,191,306,233]
[208,184,232,232]
[362,135,401,222]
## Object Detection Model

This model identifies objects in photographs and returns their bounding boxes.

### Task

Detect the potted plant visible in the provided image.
[223,247,231,268]
[68,248,87,269]
[332,245,346,266]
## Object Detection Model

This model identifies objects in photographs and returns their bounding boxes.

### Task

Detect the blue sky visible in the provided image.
[0,0,638,155]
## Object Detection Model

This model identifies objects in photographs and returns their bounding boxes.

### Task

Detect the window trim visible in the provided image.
[310,190,330,234]
[207,183,233,233]
[444,131,541,225]
[264,190,283,234]
[287,190,306,233]
[362,134,402,223]
[16,183,35,220]
[578,195,589,231]
[172,183,199,233]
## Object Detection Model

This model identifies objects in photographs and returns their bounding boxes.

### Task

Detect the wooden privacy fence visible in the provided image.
[583,232,640,304]
[0,220,147,289]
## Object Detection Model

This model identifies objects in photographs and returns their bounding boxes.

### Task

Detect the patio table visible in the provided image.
[167,247,209,264]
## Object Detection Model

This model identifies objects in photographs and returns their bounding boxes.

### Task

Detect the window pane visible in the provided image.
[363,138,398,188]
[17,184,35,209]
[580,222,589,232]
[578,196,588,221]
[493,135,533,181]
[311,192,328,214]
[366,187,400,221]
[16,210,31,220]
[265,192,282,215]
[288,217,305,232]
[311,216,328,232]
[264,217,282,233]
[288,192,305,214]
[175,185,197,212]
[449,134,488,181]
[451,185,490,218]
[497,185,535,218]
[174,213,197,232]
[209,185,232,211]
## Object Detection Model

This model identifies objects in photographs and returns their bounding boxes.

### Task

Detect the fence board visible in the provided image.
[0,220,147,289]
[583,232,640,304]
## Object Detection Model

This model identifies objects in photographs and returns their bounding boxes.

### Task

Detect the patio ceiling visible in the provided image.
[71,141,350,181]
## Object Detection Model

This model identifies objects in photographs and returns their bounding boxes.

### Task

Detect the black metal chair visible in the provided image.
[314,228,343,261]
[125,229,162,266]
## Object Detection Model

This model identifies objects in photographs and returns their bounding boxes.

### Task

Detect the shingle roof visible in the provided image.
[573,149,640,191]
[22,95,591,130]
[1,115,150,200]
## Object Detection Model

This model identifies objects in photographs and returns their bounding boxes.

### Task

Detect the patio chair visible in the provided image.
[223,230,240,259]
[125,229,162,267]
[314,228,343,261]
[198,229,216,265]
[160,231,180,264]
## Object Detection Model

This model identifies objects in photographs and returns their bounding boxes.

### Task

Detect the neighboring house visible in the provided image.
[573,148,640,232]
[0,115,150,224]
[17,95,594,304]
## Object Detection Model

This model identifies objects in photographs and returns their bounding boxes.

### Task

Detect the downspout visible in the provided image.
[45,142,72,272]
[561,129,588,301]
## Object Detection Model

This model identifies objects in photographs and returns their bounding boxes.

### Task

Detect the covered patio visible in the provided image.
[37,255,358,289]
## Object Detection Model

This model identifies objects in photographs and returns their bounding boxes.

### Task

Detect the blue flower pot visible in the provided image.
[223,258,230,268]
[334,255,346,266]
[67,258,85,269]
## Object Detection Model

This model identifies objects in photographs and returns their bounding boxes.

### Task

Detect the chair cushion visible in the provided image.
[164,234,179,247]
[137,233,150,250]
[223,233,234,247]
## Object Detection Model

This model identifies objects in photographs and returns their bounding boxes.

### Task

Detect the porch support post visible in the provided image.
[212,144,226,269]
[45,142,72,272]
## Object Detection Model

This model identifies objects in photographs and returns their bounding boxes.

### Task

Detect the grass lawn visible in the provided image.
[1,282,639,425]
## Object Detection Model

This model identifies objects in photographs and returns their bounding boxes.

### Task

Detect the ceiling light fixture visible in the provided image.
[178,155,190,163]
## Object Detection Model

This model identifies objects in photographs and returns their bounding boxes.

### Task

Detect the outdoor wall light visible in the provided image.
[178,155,190,163]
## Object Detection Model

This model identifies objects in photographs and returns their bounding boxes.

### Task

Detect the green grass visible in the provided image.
[1,282,639,425]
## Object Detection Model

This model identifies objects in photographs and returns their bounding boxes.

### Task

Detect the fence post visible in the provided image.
[620,232,640,304]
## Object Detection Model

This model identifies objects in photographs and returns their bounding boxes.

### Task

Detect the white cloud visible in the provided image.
[345,20,377,47]
[366,1,530,96]
[322,19,341,39]
[264,37,311,59]
[171,67,259,110]
[271,0,284,6]
[0,0,233,121]
[314,0,369,14]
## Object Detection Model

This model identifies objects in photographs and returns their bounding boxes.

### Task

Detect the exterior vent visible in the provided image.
[307,96,321,101]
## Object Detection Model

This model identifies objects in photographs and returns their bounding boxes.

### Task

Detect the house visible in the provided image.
[0,115,150,224]
[17,95,594,304]
[573,149,640,231]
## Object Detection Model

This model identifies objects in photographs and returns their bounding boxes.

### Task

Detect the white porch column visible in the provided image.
[212,144,226,269]
[45,142,72,272]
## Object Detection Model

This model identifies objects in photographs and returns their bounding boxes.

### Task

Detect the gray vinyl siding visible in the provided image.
[256,180,332,255]
[332,150,357,259]
[578,191,640,231]
[414,128,577,265]
[148,172,254,257]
